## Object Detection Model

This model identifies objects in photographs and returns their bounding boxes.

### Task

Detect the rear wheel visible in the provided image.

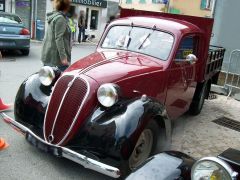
[21,49,30,56]
[189,81,208,115]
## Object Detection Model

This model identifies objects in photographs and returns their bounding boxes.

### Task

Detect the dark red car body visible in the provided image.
[2,9,225,178]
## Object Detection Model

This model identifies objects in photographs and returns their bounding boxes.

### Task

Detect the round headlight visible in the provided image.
[97,83,119,107]
[191,157,238,180]
[39,66,55,86]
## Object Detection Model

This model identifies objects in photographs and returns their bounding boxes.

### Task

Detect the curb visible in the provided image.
[30,40,98,46]
[211,84,228,96]
[211,84,240,101]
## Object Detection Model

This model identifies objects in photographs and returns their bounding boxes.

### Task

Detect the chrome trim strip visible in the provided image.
[48,76,77,144]
[0,113,120,178]
[191,156,238,180]
[57,75,90,145]
[218,155,240,167]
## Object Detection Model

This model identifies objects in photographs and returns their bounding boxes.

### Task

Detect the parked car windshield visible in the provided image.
[102,25,174,60]
[0,14,22,24]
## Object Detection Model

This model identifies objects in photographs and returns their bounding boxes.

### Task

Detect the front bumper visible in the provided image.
[0,113,120,178]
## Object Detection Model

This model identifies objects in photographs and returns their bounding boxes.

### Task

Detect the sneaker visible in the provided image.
[0,99,11,112]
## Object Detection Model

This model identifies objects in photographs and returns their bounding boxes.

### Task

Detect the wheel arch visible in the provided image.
[153,110,172,152]
[14,73,52,129]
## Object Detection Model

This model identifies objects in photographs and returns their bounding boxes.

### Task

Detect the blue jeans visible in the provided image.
[78,27,86,42]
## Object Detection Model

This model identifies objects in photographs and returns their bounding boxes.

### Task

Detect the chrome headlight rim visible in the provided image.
[38,66,56,86]
[97,83,119,108]
[191,157,238,180]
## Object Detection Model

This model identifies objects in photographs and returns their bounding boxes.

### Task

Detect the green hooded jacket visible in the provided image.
[41,11,71,67]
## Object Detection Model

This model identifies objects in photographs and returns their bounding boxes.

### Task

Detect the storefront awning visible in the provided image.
[72,0,107,8]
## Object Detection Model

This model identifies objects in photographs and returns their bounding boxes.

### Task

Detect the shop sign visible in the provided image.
[72,0,107,8]
[16,0,31,7]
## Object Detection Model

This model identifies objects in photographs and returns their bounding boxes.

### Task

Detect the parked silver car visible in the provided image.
[0,12,30,56]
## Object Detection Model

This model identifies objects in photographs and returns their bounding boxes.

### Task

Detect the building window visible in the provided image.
[152,0,168,4]
[152,0,161,3]
[201,0,214,10]
[90,10,99,30]
[126,0,132,4]
[139,0,146,4]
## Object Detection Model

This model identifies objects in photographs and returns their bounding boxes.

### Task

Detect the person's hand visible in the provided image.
[61,58,69,66]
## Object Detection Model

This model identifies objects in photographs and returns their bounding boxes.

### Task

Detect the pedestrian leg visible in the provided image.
[78,28,82,43]
[82,28,86,42]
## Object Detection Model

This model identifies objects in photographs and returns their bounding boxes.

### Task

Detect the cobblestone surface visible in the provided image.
[171,95,240,159]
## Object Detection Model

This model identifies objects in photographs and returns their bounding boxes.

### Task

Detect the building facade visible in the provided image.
[1,0,119,40]
[46,0,119,40]
[120,0,167,12]
[120,0,215,17]
[169,0,214,17]
[211,0,240,73]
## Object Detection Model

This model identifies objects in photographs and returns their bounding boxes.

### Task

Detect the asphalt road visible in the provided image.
[0,43,112,180]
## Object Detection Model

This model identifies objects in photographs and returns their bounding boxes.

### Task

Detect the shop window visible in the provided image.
[126,0,132,4]
[201,0,214,10]
[90,10,99,30]
[139,0,146,4]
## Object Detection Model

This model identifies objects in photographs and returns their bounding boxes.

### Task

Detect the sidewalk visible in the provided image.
[171,95,240,159]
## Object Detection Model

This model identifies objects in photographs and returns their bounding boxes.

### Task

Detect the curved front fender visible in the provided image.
[126,151,195,180]
[69,97,171,161]
[14,74,52,132]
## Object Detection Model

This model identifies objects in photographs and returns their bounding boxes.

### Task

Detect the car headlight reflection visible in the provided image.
[97,83,119,107]
[191,157,238,180]
[39,66,55,86]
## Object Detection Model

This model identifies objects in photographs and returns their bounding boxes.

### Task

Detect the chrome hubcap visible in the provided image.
[129,129,153,169]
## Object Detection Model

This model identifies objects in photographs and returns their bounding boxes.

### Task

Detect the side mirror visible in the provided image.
[186,54,197,64]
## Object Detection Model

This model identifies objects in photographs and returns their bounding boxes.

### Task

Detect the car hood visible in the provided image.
[66,50,164,84]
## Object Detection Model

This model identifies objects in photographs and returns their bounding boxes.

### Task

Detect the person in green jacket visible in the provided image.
[41,0,71,72]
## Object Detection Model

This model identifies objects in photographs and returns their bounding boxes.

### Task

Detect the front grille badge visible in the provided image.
[48,135,54,143]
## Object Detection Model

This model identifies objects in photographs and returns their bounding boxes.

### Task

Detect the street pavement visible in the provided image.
[0,43,240,180]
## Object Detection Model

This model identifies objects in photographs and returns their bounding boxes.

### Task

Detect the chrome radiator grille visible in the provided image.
[43,75,89,145]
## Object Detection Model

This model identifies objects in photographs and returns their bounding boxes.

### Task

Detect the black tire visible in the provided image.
[21,49,30,56]
[189,81,208,116]
[120,120,159,177]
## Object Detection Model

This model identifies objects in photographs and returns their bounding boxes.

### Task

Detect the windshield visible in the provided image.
[0,14,22,24]
[102,26,174,60]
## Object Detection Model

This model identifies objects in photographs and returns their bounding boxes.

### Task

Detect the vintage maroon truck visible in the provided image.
[1,9,225,178]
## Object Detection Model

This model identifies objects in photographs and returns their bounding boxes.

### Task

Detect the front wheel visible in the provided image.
[121,120,159,176]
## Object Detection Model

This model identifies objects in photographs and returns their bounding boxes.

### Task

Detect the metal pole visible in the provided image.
[211,0,216,18]
[35,0,38,39]
[31,0,34,38]
[10,0,12,13]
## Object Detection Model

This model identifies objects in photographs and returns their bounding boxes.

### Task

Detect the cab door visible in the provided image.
[165,35,199,119]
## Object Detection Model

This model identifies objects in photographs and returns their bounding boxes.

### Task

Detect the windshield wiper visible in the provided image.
[126,22,134,49]
[138,25,156,50]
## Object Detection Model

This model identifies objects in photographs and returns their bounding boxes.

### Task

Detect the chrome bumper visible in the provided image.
[0,113,121,178]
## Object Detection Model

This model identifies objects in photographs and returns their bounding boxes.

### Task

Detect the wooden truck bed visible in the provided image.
[206,45,225,83]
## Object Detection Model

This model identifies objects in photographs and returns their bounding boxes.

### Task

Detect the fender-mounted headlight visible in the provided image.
[97,83,119,107]
[39,66,55,86]
[191,157,238,180]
